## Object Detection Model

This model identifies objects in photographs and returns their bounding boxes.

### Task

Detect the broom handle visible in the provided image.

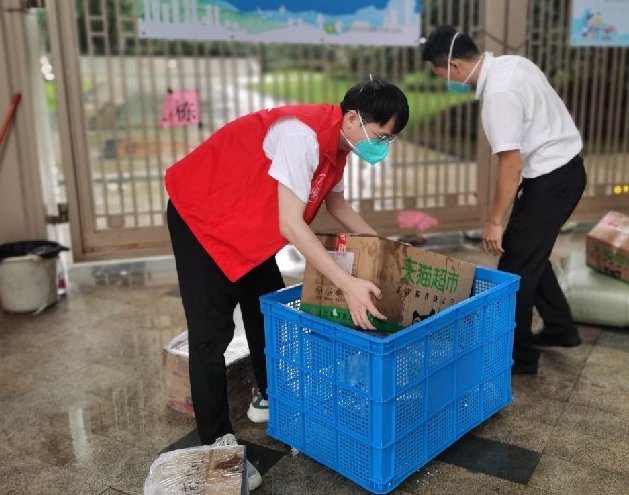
[0,93,22,149]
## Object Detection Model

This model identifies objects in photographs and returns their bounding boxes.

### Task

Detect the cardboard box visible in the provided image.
[301,234,476,332]
[163,331,194,416]
[163,327,254,416]
[143,445,247,495]
[587,211,629,283]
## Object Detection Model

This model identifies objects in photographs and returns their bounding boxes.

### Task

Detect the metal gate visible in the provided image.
[523,0,629,220]
[43,0,628,260]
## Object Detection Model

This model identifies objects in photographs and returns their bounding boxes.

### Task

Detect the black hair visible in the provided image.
[421,25,480,68]
[340,77,409,135]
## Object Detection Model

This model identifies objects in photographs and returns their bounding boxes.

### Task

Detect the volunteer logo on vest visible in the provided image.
[309,173,327,203]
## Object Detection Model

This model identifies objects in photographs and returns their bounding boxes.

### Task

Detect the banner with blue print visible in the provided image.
[137,0,422,46]
[571,0,629,47]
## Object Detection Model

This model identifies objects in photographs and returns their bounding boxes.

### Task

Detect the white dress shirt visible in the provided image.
[475,52,583,178]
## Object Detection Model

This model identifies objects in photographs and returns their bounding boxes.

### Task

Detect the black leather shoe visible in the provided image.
[532,329,581,348]
[511,361,538,375]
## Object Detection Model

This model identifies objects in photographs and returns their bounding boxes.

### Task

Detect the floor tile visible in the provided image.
[472,413,556,452]
[596,328,629,353]
[521,488,558,495]
[0,444,109,495]
[99,489,131,495]
[399,460,527,495]
[256,453,406,495]
[584,344,629,370]
[528,455,629,495]
[82,382,197,452]
[436,434,541,484]
[107,447,161,495]
[557,402,629,441]
[544,425,629,478]
[569,358,629,414]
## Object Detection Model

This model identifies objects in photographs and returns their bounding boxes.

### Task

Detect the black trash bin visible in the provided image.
[0,240,69,313]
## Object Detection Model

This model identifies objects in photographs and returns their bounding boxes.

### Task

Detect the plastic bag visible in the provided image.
[556,250,629,328]
[0,240,68,261]
[143,445,247,495]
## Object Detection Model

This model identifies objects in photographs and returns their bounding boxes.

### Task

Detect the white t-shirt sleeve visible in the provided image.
[481,91,524,154]
[264,118,320,203]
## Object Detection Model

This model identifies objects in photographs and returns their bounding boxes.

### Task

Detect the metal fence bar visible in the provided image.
[176,39,188,170]
[100,0,126,223]
[201,41,214,135]
[217,42,228,125]
[606,47,621,191]
[164,40,178,202]
[622,51,629,190]
[132,1,155,226]
[147,37,166,212]
[83,0,109,226]
[114,1,139,228]
[557,0,570,104]
[592,49,604,191]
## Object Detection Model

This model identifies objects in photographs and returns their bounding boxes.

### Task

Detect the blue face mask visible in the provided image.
[445,32,483,94]
[446,80,472,94]
[353,139,389,165]
[342,112,390,165]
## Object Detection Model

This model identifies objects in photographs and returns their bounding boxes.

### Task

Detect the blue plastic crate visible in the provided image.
[260,266,519,494]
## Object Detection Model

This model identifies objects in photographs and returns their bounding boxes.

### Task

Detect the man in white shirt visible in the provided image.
[422,25,587,374]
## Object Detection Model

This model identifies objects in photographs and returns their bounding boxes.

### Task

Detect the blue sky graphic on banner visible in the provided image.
[137,0,422,46]
[209,1,393,14]
[571,0,629,47]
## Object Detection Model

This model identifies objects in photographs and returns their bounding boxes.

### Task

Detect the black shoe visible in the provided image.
[532,329,581,348]
[511,361,538,375]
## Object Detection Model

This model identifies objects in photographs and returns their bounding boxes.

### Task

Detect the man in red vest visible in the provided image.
[165,77,408,490]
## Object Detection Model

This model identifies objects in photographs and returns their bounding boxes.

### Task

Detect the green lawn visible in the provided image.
[253,70,475,133]
[45,81,57,110]
[45,80,94,111]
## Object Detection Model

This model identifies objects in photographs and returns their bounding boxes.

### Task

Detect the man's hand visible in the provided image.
[484,149,521,257]
[339,275,386,330]
[278,184,387,329]
[482,222,505,256]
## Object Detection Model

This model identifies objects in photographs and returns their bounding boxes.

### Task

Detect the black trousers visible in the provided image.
[167,201,285,444]
[498,155,587,366]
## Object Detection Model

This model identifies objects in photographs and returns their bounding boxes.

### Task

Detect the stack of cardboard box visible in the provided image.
[163,332,194,416]
[587,211,629,283]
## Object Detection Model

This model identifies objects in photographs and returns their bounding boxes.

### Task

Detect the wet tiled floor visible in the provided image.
[2,230,629,494]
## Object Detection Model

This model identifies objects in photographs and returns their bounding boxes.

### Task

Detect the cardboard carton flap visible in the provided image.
[302,233,476,331]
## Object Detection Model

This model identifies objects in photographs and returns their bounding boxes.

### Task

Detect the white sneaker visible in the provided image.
[247,391,269,423]
[211,433,262,491]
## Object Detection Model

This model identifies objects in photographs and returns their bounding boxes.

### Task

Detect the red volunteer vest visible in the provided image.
[165,104,348,281]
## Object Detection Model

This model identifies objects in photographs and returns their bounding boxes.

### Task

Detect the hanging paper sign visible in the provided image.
[571,0,629,47]
[137,0,422,47]
[160,90,200,128]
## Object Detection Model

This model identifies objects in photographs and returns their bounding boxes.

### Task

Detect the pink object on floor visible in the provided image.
[397,211,439,232]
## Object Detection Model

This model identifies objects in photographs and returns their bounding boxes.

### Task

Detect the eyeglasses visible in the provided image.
[370,127,399,144]
[357,111,399,144]
[363,123,399,144]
